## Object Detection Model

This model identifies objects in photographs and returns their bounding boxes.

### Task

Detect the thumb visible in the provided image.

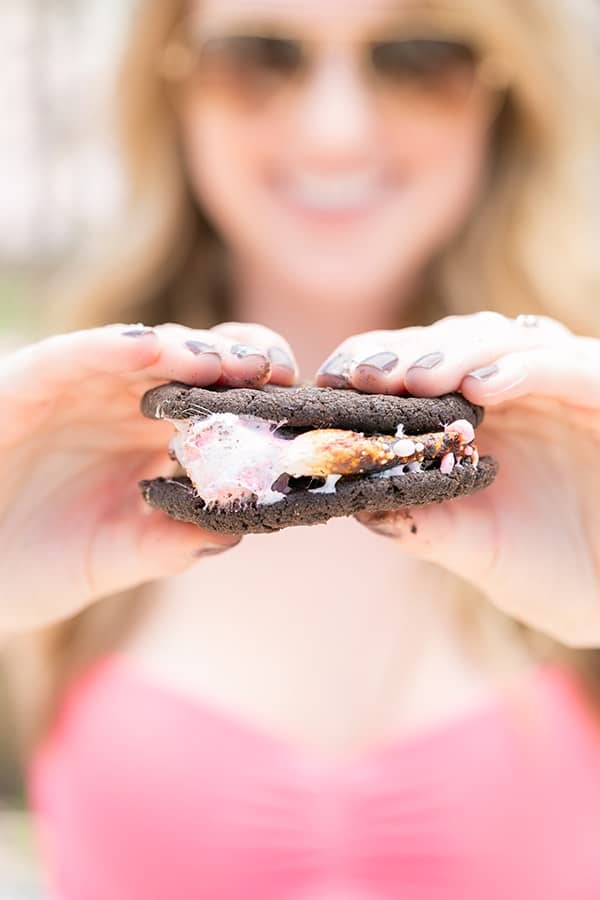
[355,492,497,592]
[89,501,241,602]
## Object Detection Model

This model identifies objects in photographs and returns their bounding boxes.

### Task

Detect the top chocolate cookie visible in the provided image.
[141,383,485,434]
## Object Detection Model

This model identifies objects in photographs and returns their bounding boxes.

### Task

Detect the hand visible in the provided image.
[0,321,298,633]
[316,312,600,647]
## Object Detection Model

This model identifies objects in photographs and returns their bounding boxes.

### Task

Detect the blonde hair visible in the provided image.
[11,0,600,747]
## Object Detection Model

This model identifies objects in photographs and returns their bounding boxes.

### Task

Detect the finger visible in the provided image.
[315,313,568,396]
[0,322,228,405]
[317,322,489,391]
[217,343,272,388]
[5,506,242,631]
[87,474,242,600]
[0,325,163,402]
[5,446,243,630]
[90,510,242,600]
[355,488,497,594]
[142,323,223,385]
[403,314,573,398]
[0,323,285,423]
[211,322,298,386]
[142,322,292,389]
[460,345,600,409]
[134,324,277,389]
[315,329,423,392]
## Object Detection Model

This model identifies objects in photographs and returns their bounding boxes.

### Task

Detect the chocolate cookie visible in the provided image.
[139,383,497,534]
[141,382,484,433]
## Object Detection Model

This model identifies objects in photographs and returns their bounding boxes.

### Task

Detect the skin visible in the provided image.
[179,0,497,358]
[324,313,600,647]
[0,322,296,632]
[177,0,600,648]
[1,0,599,754]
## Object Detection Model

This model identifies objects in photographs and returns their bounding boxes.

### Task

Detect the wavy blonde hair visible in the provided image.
[10,0,600,747]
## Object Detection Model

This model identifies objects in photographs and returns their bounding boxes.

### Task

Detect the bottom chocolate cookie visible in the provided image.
[140,457,498,535]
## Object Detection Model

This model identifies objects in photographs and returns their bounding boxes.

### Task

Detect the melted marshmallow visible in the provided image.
[169,414,288,507]
[169,414,351,507]
[168,413,475,508]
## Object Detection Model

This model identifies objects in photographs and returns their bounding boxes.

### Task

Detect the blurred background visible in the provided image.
[1,2,133,894]
[0,0,131,340]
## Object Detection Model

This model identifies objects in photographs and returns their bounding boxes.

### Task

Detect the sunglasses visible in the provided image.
[160,23,507,113]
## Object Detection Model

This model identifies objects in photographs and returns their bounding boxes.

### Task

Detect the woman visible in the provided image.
[2,0,600,897]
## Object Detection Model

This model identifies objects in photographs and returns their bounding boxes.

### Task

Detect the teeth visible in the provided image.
[287,173,382,211]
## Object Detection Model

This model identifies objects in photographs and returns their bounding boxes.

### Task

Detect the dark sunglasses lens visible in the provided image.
[371,38,476,94]
[199,35,304,99]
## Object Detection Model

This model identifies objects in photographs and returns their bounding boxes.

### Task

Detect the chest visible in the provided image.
[121,518,512,757]
[32,660,600,900]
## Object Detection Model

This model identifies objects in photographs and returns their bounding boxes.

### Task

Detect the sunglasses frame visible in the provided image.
[158,19,511,105]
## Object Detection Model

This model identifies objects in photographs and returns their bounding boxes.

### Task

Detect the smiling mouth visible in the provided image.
[279,171,388,215]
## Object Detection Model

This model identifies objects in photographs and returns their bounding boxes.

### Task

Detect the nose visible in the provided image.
[294,52,377,162]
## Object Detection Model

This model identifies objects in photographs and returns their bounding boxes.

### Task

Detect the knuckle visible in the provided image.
[545,607,600,649]
[210,321,273,348]
[211,321,257,334]
[357,329,388,342]
[559,626,600,650]
[536,314,565,328]
[434,313,462,328]
[342,333,383,357]
[256,326,289,347]
[35,332,73,360]
[473,310,509,327]
[540,316,572,337]
[154,322,185,331]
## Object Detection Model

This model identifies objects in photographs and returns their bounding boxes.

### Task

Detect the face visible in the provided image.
[176,0,499,310]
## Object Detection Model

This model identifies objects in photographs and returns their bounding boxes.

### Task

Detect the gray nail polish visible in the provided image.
[468,363,499,381]
[185,340,219,357]
[357,509,415,537]
[515,314,540,328]
[356,351,398,373]
[267,346,295,370]
[317,352,353,388]
[193,542,239,558]
[367,523,401,538]
[408,351,444,370]
[122,327,155,338]
[230,343,268,359]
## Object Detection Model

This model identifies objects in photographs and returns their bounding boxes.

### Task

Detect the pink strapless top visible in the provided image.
[28,656,600,900]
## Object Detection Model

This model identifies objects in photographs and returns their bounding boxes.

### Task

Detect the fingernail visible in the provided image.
[467,363,499,381]
[230,343,268,360]
[407,351,444,370]
[193,540,239,558]
[316,352,353,388]
[515,314,540,328]
[267,346,295,371]
[365,522,402,538]
[185,340,219,357]
[356,351,398,373]
[122,327,155,338]
[356,509,416,537]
